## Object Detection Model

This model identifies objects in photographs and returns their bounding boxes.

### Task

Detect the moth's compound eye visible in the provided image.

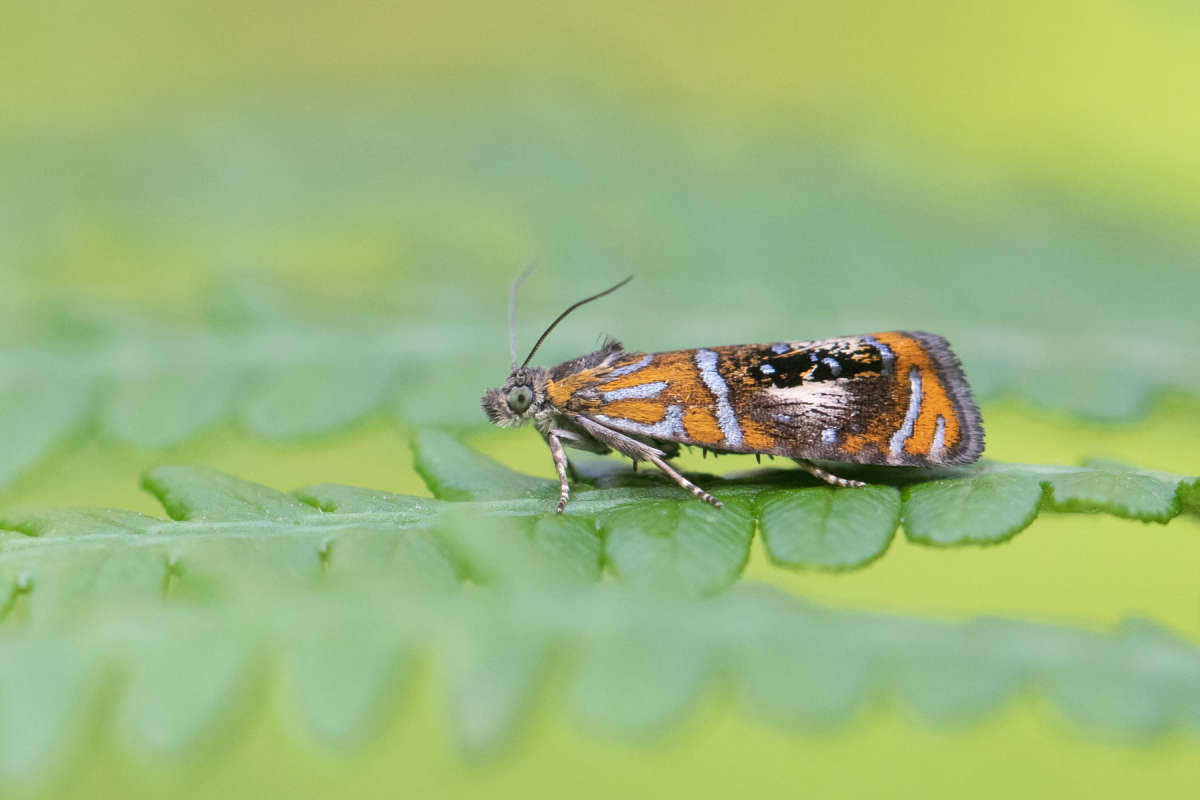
[506,385,533,413]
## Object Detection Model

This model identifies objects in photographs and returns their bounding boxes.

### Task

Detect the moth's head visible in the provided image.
[485,267,631,428]
[481,367,548,428]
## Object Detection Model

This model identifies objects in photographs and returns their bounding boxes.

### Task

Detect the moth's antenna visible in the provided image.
[521,275,633,368]
[508,262,536,369]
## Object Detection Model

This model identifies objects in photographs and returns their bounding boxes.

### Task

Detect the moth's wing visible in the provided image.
[550,333,983,467]
[730,332,983,466]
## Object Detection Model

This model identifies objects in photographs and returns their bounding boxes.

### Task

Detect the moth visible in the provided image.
[482,271,984,513]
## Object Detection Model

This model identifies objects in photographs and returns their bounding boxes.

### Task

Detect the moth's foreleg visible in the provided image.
[646,453,722,509]
[794,459,867,488]
[545,430,572,513]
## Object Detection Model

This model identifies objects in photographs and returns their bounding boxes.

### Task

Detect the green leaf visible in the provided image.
[279,611,415,748]
[413,437,1200,560]
[143,465,318,522]
[411,429,556,501]
[290,485,464,588]
[115,613,261,760]
[0,508,159,539]
[1044,460,1182,521]
[1040,634,1169,738]
[0,451,1194,633]
[0,469,456,624]
[0,638,103,782]
[599,497,754,596]
[568,628,713,739]
[28,453,1200,771]
[902,462,1200,546]
[1183,480,1200,515]
[757,485,900,569]
[0,533,168,626]
[734,632,870,730]
[438,510,603,589]
[292,483,440,515]
[318,525,465,591]
[902,472,1044,545]
[888,619,1023,726]
[974,618,1194,740]
[443,625,549,758]
[0,582,1198,784]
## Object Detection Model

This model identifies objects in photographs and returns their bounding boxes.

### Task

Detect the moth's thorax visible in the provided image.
[480,366,550,428]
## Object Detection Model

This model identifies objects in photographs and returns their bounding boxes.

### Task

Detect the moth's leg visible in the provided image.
[572,414,722,509]
[794,459,867,488]
[545,430,572,513]
[645,452,723,509]
[549,424,610,455]
[547,426,605,485]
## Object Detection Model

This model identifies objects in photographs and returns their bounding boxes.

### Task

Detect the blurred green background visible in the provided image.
[3,1,1200,796]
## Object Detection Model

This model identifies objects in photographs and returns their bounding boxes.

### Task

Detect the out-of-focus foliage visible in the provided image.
[1,446,1199,789]
[6,584,1200,786]
[0,434,1195,786]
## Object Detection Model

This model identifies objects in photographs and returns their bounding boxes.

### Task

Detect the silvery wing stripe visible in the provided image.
[607,354,652,377]
[600,381,668,402]
[821,357,843,377]
[889,366,923,459]
[695,349,743,447]
[929,415,947,461]
[821,427,838,444]
[594,405,685,439]
[863,335,895,374]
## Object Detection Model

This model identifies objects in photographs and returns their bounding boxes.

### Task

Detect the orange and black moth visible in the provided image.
[482,273,984,513]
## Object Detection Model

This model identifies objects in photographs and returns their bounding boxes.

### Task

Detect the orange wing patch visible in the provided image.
[838,419,889,458]
[593,352,713,415]
[682,407,723,445]
[737,415,777,452]
[597,351,692,392]
[546,372,599,409]
[597,399,666,424]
